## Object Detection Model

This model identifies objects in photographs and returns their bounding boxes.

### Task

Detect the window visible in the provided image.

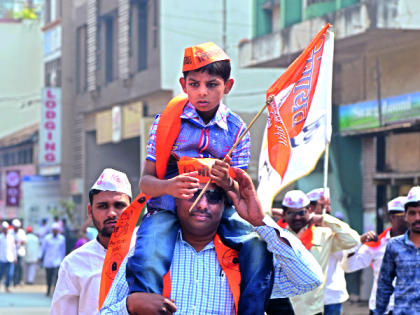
[76,25,87,93]
[45,0,51,23]
[45,58,62,87]
[105,16,114,83]
[137,0,148,71]
[45,0,61,24]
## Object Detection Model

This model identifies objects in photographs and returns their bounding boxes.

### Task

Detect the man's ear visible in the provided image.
[179,77,187,94]
[87,204,93,220]
[223,78,234,95]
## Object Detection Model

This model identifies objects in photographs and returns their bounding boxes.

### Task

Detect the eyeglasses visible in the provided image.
[285,210,307,218]
[394,213,405,217]
[188,189,225,205]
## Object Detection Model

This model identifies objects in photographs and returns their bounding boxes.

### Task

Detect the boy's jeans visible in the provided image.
[127,206,274,313]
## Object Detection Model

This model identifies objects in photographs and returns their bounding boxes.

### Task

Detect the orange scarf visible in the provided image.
[98,94,189,309]
[162,234,241,314]
[299,225,316,250]
[365,227,391,248]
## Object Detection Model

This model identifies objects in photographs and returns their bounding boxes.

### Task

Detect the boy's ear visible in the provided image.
[223,78,234,95]
[179,77,188,94]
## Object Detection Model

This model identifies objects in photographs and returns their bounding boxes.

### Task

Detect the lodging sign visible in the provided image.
[6,170,20,207]
[39,88,62,169]
[339,91,420,132]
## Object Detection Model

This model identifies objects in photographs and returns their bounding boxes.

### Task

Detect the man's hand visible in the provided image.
[165,172,199,199]
[360,231,378,243]
[308,214,323,226]
[315,195,331,214]
[228,168,264,227]
[210,156,233,192]
[126,293,177,315]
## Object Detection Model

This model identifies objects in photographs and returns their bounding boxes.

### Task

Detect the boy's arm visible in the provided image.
[139,160,199,199]
[210,156,240,200]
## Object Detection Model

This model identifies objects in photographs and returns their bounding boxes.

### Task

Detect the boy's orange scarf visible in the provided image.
[98,94,189,309]
[162,234,241,314]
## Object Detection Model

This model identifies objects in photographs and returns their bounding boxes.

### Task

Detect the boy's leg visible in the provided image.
[127,210,179,294]
[217,205,274,313]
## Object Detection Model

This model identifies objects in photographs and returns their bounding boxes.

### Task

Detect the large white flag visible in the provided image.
[257,31,334,213]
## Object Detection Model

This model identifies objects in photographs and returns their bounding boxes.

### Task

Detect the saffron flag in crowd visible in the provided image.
[258,25,334,213]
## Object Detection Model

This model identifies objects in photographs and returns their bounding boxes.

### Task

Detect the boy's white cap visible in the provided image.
[2,221,9,229]
[282,190,310,209]
[51,222,61,230]
[406,186,420,205]
[306,188,324,202]
[12,219,21,228]
[388,197,406,212]
[91,168,132,199]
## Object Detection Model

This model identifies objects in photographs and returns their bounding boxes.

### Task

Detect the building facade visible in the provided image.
[239,0,420,298]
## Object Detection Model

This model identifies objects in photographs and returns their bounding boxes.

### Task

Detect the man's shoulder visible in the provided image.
[62,240,104,265]
[387,234,405,247]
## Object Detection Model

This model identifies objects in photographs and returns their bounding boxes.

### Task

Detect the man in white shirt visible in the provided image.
[37,218,50,244]
[51,168,133,315]
[10,219,26,286]
[343,196,408,315]
[40,222,66,296]
[24,226,40,284]
[0,221,17,292]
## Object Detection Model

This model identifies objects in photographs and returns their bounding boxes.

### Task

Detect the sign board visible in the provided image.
[6,170,20,207]
[339,91,420,132]
[22,175,61,232]
[39,88,62,172]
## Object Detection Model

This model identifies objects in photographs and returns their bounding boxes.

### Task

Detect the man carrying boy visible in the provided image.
[125,42,279,313]
[101,164,323,314]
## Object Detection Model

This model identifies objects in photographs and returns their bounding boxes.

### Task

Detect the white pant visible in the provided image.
[25,263,37,283]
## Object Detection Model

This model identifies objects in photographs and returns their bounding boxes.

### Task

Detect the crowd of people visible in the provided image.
[3,42,420,315]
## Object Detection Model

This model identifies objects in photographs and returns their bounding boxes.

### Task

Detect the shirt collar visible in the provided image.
[177,229,215,252]
[181,101,229,131]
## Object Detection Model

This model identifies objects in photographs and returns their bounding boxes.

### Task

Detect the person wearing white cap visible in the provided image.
[282,190,359,315]
[343,196,408,315]
[9,219,26,286]
[307,188,331,215]
[51,168,135,315]
[39,221,65,296]
[0,221,17,292]
[374,188,420,315]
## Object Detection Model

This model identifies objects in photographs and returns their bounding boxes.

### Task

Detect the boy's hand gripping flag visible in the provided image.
[265,24,331,179]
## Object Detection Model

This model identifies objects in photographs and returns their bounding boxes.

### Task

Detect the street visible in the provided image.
[0,285,51,315]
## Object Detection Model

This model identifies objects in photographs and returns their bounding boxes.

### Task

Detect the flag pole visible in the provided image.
[189,94,275,212]
[322,143,330,215]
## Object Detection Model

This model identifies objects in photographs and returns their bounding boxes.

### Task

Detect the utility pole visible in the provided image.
[222,0,227,51]
[376,58,383,127]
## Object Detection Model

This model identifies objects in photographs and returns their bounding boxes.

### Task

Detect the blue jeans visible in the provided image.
[324,303,342,315]
[0,261,15,289]
[127,206,274,314]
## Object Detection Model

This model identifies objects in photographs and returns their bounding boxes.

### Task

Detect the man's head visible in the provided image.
[306,188,331,214]
[88,169,132,239]
[41,218,47,226]
[180,42,233,114]
[387,196,407,232]
[1,221,8,234]
[404,187,420,234]
[282,190,311,233]
[51,222,60,236]
[54,216,59,222]
[12,219,21,232]
[26,226,33,234]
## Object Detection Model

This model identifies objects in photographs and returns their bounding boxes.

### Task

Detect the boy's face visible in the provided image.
[180,71,234,113]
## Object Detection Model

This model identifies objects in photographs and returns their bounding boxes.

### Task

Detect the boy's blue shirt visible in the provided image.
[146,101,251,211]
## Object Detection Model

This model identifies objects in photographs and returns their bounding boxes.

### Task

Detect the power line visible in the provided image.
[162,13,252,28]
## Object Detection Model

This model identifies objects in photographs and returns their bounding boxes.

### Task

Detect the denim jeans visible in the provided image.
[127,206,274,314]
[0,261,15,289]
[324,303,342,315]
[13,256,23,285]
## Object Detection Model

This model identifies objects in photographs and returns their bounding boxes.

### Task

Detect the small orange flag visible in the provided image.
[266,24,331,180]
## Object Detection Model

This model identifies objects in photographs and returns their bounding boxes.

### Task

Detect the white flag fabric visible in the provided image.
[257,31,334,213]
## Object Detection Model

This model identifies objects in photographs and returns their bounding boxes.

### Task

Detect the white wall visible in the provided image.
[160,0,282,113]
[0,20,44,138]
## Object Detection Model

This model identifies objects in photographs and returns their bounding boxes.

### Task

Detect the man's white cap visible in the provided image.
[51,222,61,230]
[406,186,420,205]
[282,190,310,209]
[306,188,324,202]
[91,168,132,199]
[12,219,21,228]
[388,197,406,212]
[2,221,9,229]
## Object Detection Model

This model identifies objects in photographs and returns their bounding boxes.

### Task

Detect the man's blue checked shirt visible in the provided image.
[375,231,420,315]
[100,216,323,315]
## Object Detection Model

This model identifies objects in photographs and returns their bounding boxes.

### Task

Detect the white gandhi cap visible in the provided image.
[406,186,420,205]
[91,168,132,199]
[282,190,310,209]
[387,197,406,212]
[306,188,324,202]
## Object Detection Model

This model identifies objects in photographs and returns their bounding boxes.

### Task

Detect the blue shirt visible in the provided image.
[100,216,323,315]
[146,102,251,211]
[375,230,420,315]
